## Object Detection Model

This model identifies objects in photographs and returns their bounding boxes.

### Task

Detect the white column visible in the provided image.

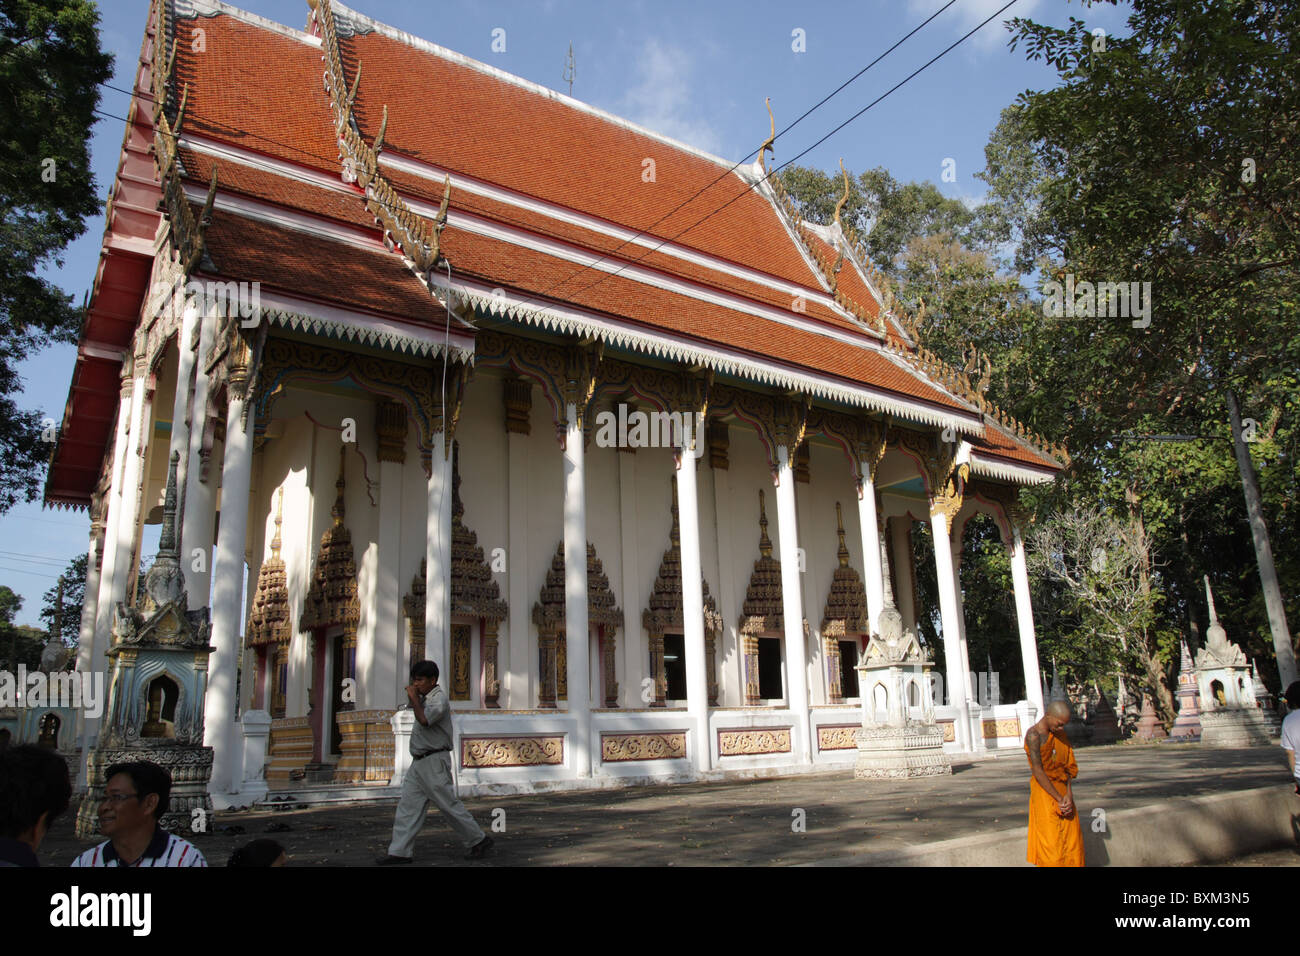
[181,300,218,607]
[425,438,452,675]
[207,384,255,794]
[563,403,592,777]
[168,296,200,557]
[76,501,105,674]
[774,446,811,763]
[506,427,531,708]
[1009,525,1045,717]
[616,448,641,706]
[930,510,972,752]
[100,369,147,635]
[710,458,740,705]
[856,470,885,633]
[951,538,980,748]
[375,454,403,707]
[676,448,711,772]
[890,518,918,633]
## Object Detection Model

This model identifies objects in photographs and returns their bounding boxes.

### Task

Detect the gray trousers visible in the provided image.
[388,752,484,857]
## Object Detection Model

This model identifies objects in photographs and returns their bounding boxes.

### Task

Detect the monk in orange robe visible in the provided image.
[1024,700,1084,867]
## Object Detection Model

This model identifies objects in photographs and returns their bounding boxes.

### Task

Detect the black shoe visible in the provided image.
[376,854,414,865]
[465,836,494,860]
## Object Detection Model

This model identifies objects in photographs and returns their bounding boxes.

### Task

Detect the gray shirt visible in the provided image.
[410,684,454,756]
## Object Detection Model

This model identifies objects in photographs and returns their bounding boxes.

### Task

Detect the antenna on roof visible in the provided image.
[563,41,576,97]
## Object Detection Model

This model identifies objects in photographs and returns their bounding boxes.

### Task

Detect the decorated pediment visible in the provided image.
[248,487,290,647]
[533,541,622,633]
[643,480,723,637]
[449,445,508,622]
[820,502,868,638]
[300,447,359,634]
[740,490,806,635]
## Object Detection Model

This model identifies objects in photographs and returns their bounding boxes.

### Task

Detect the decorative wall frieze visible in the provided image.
[717,727,791,756]
[461,735,564,768]
[601,732,687,762]
[817,724,860,751]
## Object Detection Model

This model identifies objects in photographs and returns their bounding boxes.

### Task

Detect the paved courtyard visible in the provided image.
[38,743,1296,866]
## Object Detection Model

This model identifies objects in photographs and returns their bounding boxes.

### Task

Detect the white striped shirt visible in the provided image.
[72,828,208,868]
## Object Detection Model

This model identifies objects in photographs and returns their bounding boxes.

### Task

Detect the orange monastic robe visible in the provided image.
[1025,730,1085,867]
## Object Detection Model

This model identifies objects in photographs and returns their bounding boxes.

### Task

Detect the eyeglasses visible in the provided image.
[100,792,140,804]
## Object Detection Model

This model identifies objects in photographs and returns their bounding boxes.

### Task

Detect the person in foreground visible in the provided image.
[72,760,207,867]
[0,745,72,867]
[1024,700,1084,867]
[1282,681,1300,795]
[377,660,493,864]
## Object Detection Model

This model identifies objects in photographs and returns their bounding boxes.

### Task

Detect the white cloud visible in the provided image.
[908,0,1043,54]
[620,37,723,154]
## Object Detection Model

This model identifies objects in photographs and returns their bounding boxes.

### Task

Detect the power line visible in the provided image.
[551,0,1021,308]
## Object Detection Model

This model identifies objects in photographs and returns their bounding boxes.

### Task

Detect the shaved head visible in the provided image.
[1047,701,1072,721]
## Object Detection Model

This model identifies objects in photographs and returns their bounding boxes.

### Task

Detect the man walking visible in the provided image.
[377,661,492,864]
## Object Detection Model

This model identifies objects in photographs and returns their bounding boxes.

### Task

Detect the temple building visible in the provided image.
[46,0,1067,805]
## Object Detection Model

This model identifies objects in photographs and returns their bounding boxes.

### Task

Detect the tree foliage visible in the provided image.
[0,0,114,512]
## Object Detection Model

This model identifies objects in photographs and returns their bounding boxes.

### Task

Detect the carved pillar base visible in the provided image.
[706,631,718,707]
[648,632,666,707]
[743,634,761,706]
[484,621,500,709]
[538,631,557,709]
[603,629,619,708]
[825,636,843,704]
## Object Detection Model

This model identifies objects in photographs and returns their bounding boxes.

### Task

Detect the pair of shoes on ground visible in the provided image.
[374,836,493,865]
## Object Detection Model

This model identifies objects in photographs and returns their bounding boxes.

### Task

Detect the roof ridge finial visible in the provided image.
[832,157,849,234]
[835,501,849,568]
[758,97,775,174]
[758,488,772,559]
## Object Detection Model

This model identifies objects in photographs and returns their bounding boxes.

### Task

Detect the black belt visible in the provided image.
[412,748,449,760]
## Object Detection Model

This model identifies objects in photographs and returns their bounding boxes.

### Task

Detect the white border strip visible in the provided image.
[443,276,983,434]
[968,452,1057,485]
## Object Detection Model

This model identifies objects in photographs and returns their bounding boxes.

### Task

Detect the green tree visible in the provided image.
[0,0,114,512]
[38,552,84,648]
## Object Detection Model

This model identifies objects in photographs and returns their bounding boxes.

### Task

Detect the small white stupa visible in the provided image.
[1194,577,1273,746]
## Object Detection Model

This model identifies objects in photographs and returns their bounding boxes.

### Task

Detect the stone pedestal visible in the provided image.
[390,708,415,786]
[851,607,950,779]
[1198,707,1274,747]
[237,709,272,804]
[854,722,951,778]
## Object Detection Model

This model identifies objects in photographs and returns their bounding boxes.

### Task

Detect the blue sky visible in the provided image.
[1,0,1133,625]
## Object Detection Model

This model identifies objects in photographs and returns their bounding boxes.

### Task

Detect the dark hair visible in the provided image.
[228,838,285,867]
[1285,681,1300,710]
[411,660,439,682]
[0,745,72,838]
[104,760,171,820]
